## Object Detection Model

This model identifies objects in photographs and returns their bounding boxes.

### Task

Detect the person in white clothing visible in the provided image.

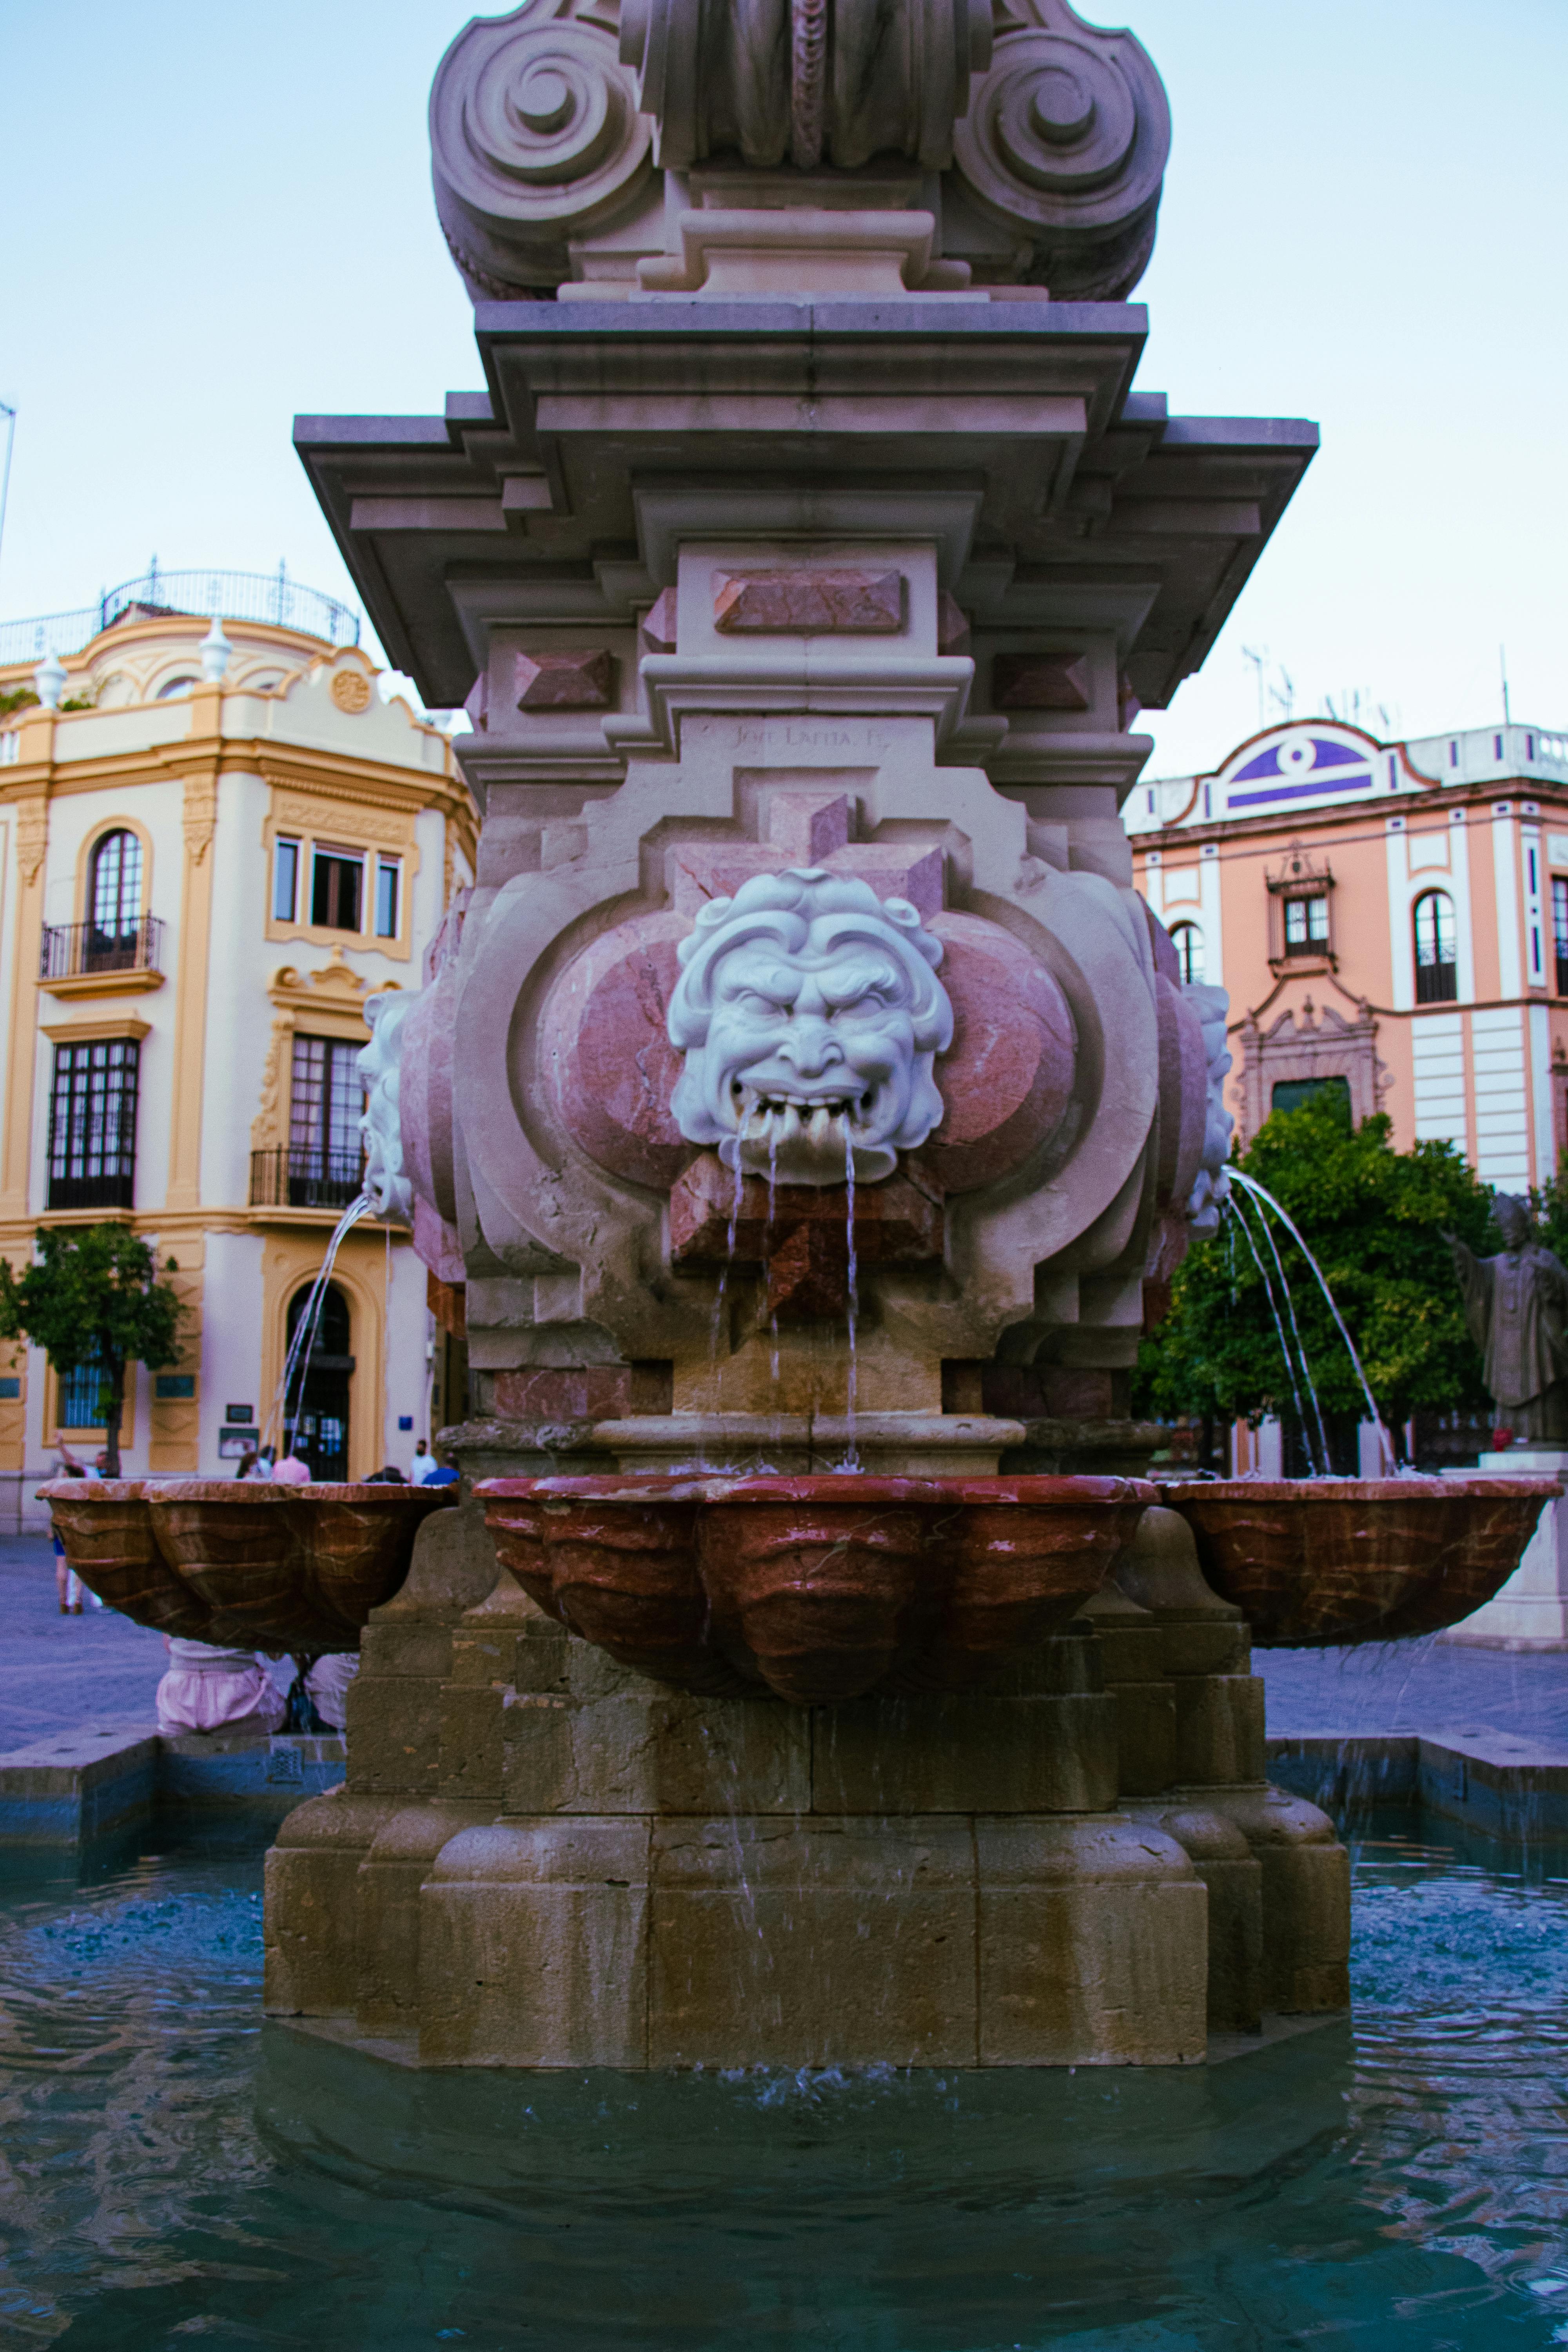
[409,1439,439,1485]
[305,1652,360,1731]
[155,1639,287,1738]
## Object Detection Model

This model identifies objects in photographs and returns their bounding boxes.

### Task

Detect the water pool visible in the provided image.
[2,1817,1568,2349]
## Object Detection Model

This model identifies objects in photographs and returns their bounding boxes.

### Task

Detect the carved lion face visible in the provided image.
[668,870,953,1185]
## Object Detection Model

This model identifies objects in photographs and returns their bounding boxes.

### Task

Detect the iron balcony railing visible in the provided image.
[0,563,361,667]
[250,1146,365,1212]
[40,915,165,981]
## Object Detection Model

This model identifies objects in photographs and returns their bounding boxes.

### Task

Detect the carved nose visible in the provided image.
[780,1020,842,1078]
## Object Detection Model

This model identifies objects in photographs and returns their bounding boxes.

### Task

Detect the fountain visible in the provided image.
[44,0,1557,2071]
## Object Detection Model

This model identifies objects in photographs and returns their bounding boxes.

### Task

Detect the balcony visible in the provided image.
[250,1146,365,1212]
[39,916,165,998]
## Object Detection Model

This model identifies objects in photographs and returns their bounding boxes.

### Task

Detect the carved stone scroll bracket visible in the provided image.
[950,0,1170,299]
[430,0,655,299]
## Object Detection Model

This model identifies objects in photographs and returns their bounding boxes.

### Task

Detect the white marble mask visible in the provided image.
[668,869,953,1185]
[358,990,417,1220]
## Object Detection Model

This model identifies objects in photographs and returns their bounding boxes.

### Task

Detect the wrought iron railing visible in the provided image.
[40,915,165,981]
[250,1147,365,1211]
[0,563,361,667]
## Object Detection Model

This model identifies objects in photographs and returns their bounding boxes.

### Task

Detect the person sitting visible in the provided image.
[424,1463,459,1488]
[270,1446,312,1486]
[234,1450,258,1481]
[305,1651,359,1731]
[363,1463,407,1484]
[155,1637,287,1739]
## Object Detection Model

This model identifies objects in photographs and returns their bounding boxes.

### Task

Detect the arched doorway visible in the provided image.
[285,1281,353,1481]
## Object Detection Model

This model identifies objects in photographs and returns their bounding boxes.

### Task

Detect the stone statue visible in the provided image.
[358,991,417,1221]
[1183,980,1233,1239]
[667,867,953,1186]
[1447,1195,1568,1444]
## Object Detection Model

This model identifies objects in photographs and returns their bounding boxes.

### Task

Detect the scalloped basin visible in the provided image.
[478,1472,1156,1705]
[1159,1476,1559,1648]
[38,1480,457,1652]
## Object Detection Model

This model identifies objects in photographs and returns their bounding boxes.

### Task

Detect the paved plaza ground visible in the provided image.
[0,1535,290,1751]
[6,1530,1568,1757]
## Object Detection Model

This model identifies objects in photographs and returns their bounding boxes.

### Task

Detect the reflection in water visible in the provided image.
[2,1821,1568,2347]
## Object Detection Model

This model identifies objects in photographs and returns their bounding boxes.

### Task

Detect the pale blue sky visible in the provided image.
[1,0,1563,773]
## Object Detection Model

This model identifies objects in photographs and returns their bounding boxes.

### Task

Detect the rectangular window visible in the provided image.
[58,1345,109,1431]
[273,837,300,922]
[1554,877,1568,997]
[310,848,363,933]
[374,858,400,940]
[47,1040,138,1210]
[285,1033,365,1207]
[1283,895,1330,949]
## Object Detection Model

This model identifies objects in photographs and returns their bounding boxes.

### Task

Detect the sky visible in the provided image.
[1,0,1563,776]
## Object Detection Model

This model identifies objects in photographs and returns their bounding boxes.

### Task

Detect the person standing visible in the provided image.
[410,1438,439,1485]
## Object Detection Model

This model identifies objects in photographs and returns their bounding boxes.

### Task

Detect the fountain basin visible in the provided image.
[1159,1477,1559,1647]
[38,1480,456,1652]
[478,1472,1156,1705]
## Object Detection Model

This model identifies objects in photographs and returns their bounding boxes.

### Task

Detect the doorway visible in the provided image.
[285,1281,354,1481]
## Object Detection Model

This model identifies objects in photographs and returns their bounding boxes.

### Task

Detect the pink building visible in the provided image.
[1129,718,1568,1193]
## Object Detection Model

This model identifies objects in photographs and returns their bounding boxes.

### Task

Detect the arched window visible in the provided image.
[1169,922,1205,985]
[1414,891,1458,1003]
[87,829,142,965]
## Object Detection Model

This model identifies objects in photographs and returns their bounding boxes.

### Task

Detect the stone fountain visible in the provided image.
[46,0,1556,2068]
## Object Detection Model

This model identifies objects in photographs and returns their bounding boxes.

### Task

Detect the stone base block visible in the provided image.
[1172,1675,1266,1787]
[407,1809,1207,2070]
[263,1790,407,2016]
[1131,1802,1262,2034]
[354,1799,498,2036]
[1198,1784,1350,2013]
[503,1688,812,1815]
[419,1818,652,2067]
[814,1693,1118,1813]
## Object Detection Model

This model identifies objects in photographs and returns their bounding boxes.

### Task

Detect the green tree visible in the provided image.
[0,1225,183,1476]
[1136,1096,1494,1459]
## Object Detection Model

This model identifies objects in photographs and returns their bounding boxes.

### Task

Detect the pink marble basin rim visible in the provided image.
[38,1479,456,1652]
[1159,1476,1559,1648]
[478,1471,1156,1704]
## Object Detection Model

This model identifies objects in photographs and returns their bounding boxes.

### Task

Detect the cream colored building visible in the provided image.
[0,574,476,1523]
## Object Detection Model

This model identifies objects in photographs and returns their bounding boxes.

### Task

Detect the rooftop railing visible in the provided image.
[0,563,361,667]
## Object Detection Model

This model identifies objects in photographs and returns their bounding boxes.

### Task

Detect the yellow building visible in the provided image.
[0,569,476,1523]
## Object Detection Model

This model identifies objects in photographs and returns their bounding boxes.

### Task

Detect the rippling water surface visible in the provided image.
[3,1816,1568,2348]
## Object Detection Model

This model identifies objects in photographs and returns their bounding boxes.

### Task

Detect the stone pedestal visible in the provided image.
[263,1498,1354,2069]
[1442,1453,1568,1650]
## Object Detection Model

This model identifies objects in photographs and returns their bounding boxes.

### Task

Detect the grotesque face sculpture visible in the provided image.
[358,991,416,1220]
[668,869,953,1185]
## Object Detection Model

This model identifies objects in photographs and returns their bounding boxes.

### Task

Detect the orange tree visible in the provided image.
[1136,1095,1495,1456]
[0,1223,182,1475]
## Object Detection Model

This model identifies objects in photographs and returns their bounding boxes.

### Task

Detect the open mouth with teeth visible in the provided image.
[722,1083,893,1185]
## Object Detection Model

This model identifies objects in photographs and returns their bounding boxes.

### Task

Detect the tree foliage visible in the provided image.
[0,1224,182,1475]
[1136,1097,1495,1439]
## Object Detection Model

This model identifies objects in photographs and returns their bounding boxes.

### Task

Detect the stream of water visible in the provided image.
[4,1813,1568,2348]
